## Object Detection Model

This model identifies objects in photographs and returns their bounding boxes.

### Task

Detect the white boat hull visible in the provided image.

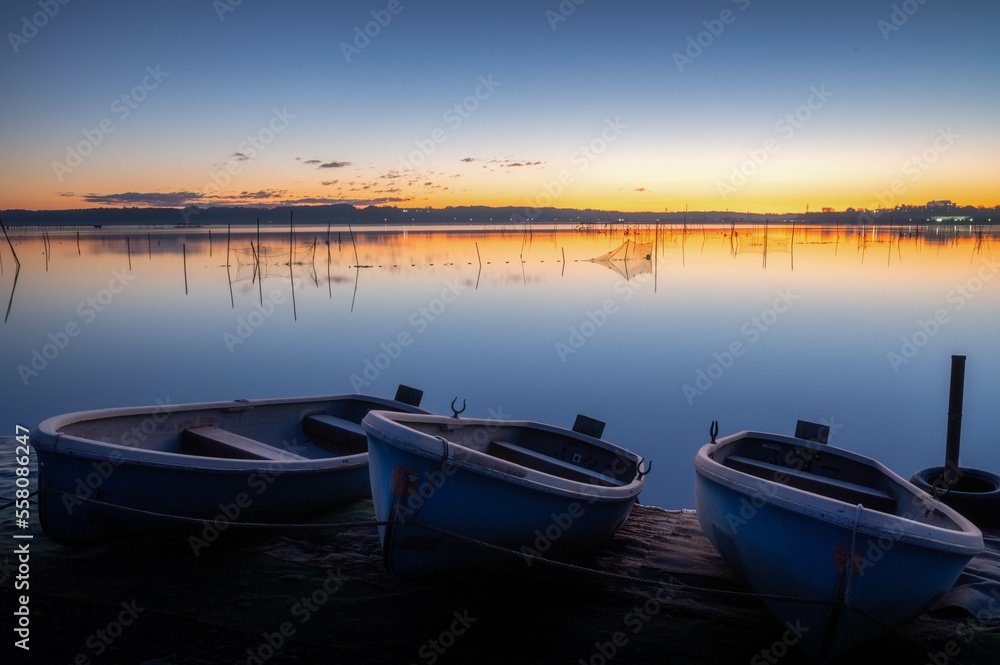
[31,394,426,544]
[694,431,983,661]
[363,411,645,578]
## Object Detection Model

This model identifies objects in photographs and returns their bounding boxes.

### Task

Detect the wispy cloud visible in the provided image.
[233,189,285,199]
[321,180,338,186]
[302,159,321,165]
[276,196,409,205]
[232,152,251,162]
[83,191,201,207]
[318,161,351,169]
[633,187,647,192]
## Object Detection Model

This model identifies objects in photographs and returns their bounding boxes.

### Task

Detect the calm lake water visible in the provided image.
[2,223,998,509]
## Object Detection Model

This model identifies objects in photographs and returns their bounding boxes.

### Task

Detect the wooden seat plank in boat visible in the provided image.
[489,440,624,487]
[302,414,368,455]
[182,426,308,462]
[723,454,898,513]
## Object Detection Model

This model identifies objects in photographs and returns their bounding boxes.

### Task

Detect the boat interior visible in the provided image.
[713,435,963,528]
[55,398,411,461]
[398,419,638,487]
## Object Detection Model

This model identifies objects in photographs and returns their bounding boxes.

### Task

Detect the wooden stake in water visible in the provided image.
[147,232,151,259]
[77,230,81,255]
[945,355,967,485]
[289,210,297,321]
[182,243,188,294]
[348,223,359,267]
[209,229,213,257]
[226,224,231,267]
[127,237,132,271]
[256,217,263,305]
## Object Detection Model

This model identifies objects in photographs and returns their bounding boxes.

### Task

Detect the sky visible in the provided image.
[1,0,997,214]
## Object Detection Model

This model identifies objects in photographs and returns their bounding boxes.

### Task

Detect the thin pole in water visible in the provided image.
[348,223,359,267]
[147,232,151,259]
[77,230,81,255]
[126,237,132,271]
[182,243,188,294]
[209,229,212,257]
[256,217,263,305]
[289,210,296,321]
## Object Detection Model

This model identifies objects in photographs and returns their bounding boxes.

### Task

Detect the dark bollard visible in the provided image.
[944,355,966,485]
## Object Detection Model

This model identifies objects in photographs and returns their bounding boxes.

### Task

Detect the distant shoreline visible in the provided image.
[2,203,995,228]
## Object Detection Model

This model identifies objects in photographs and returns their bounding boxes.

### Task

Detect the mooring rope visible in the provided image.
[844,503,863,607]
[37,487,961,662]
[0,490,38,510]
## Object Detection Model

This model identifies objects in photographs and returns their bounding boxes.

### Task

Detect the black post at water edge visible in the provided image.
[944,354,966,485]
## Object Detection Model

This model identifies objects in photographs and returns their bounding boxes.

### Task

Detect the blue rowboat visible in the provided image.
[694,430,983,662]
[362,410,647,579]
[31,389,427,545]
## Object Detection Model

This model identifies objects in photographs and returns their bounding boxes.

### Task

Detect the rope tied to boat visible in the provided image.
[405,436,451,524]
[38,488,970,664]
[845,502,863,607]
[0,490,39,510]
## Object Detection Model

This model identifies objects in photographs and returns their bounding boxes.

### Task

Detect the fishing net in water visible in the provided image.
[588,239,653,280]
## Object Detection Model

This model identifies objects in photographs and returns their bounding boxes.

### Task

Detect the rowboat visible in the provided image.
[363,410,647,579]
[694,429,984,662]
[31,388,427,545]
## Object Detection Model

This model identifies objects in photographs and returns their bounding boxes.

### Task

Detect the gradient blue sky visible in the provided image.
[1,0,997,212]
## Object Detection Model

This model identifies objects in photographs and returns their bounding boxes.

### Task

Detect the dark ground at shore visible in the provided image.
[10,502,1000,665]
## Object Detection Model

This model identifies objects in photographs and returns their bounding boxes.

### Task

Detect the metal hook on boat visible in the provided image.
[637,459,652,478]
[450,397,466,419]
[710,420,719,444]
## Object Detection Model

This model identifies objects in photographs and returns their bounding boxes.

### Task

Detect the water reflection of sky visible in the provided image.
[1,224,997,509]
